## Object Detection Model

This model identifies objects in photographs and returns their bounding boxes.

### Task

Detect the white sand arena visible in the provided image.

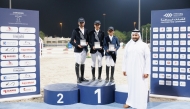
[5,46,181,102]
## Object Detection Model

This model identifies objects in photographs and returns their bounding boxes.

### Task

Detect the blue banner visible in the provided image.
[0,8,40,98]
[150,8,190,97]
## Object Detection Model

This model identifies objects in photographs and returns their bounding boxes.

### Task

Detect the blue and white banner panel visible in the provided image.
[151,8,190,97]
[0,8,40,98]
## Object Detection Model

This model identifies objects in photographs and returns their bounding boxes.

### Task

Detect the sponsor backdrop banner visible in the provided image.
[0,8,40,98]
[151,8,190,97]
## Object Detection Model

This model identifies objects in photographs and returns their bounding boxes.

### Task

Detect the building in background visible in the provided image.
[43,37,70,46]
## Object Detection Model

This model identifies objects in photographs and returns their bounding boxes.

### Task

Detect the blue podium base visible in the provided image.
[44,83,78,105]
[115,85,149,104]
[78,80,115,105]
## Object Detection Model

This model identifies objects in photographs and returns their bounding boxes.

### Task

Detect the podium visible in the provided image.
[115,85,128,104]
[78,80,115,105]
[44,83,79,105]
[115,85,149,104]
[43,83,149,106]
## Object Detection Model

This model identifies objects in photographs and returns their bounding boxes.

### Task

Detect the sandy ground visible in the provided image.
[4,47,186,103]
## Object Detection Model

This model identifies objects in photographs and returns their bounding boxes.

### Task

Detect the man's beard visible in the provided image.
[132,38,139,42]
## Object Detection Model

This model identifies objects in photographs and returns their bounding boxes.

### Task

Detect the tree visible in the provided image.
[125,31,132,43]
[114,30,127,43]
[39,31,45,40]
[141,23,151,43]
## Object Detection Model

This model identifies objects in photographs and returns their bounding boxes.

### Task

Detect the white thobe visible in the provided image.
[122,39,150,109]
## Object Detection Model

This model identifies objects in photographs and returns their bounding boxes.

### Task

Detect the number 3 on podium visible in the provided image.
[94,88,101,103]
[57,93,64,103]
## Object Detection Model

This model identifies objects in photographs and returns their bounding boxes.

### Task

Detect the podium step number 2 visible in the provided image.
[57,93,64,104]
[44,83,79,105]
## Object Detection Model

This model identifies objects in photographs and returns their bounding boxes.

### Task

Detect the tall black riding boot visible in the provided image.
[110,66,115,83]
[98,66,102,82]
[81,64,89,82]
[75,63,81,83]
[105,66,109,83]
[91,66,95,81]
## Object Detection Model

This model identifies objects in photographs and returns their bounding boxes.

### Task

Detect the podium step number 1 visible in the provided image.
[94,88,101,103]
[78,81,115,105]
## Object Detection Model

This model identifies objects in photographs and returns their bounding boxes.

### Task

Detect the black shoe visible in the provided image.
[75,63,81,83]
[81,64,89,82]
[98,66,102,82]
[110,77,114,83]
[92,77,96,81]
[105,66,109,83]
[91,66,95,81]
[98,78,102,82]
[81,77,89,82]
[110,66,115,83]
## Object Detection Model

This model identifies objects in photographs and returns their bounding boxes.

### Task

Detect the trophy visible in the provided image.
[109,44,115,51]
[94,42,101,49]
[80,40,86,46]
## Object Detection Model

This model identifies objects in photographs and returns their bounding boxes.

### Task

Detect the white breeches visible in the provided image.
[75,49,86,64]
[106,56,115,67]
[91,51,102,67]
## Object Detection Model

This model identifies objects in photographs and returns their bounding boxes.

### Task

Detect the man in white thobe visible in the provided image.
[122,29,150,109]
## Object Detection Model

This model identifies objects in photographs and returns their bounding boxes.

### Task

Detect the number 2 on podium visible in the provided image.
[94,88,101,103]
[57,93,64,103]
